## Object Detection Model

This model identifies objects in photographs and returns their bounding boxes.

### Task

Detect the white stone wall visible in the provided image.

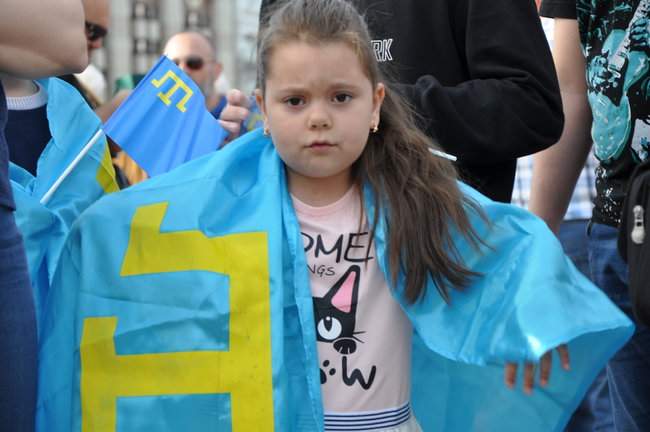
[95,0,261,96]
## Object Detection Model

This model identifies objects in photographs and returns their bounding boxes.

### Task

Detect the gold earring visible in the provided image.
[263,126,270,136]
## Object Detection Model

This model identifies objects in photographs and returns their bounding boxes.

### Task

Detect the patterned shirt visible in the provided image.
[512,152,598,219]
[540,0,650,226]
[293,187,414,431]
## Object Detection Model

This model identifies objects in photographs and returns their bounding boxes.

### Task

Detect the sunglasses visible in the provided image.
[171,56,206,71]
[85,21,108,42]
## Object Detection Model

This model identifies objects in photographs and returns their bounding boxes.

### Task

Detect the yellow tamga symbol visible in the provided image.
[151,70,194,112]
[80,203,274,431]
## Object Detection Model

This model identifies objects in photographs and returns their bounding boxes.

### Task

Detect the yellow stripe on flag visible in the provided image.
[96,143,119,194]
[80,202,274,431]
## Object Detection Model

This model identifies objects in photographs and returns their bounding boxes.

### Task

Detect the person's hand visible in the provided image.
[504,344,570,394]
[96,89,132,123]
[219,89,251,142]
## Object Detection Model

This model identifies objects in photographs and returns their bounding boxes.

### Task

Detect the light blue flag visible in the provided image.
[10,77,118,330]
[38,129,632,431]
[104,55,228,177]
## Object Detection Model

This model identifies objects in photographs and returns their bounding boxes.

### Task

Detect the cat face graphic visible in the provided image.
[313,265,362,355]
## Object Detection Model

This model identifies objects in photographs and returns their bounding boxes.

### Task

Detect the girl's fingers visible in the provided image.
[505,344,570,393]
[524,362,535,394]
[557,344,570,370]
[539,351,552,387]
[504,363,517,389]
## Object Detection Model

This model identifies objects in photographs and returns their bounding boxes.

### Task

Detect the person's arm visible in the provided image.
[399,0,564,164]
[0,0,87,77]
[528,19,592,233]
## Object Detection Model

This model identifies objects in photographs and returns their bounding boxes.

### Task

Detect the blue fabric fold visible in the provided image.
[10,77,117,330]
[366,184,632,430]
[38,128,632,431]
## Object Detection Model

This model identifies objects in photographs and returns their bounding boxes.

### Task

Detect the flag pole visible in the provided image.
[429,147,457,161]
[40,129,104,205]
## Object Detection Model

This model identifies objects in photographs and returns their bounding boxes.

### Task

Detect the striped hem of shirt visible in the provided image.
[324,401,411,431]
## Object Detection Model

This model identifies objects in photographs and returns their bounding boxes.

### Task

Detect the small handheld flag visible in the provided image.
[104,56,228,177]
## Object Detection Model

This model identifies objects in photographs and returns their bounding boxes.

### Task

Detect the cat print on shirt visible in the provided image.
[313,265,377,390]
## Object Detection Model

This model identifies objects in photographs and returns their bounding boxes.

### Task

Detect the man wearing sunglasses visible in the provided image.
[60,0,110,109]
[59,0,133,188]
[83,0,109,53]
[112,31,227,186]
[164,32,226,120]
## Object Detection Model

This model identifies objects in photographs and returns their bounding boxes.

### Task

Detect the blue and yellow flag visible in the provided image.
[38,129,632,431]
[104,56,228,177]
[10,77,117,329]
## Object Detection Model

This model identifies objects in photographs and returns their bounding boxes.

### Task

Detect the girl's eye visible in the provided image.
[285,97,304,107]
[333,93,351,103]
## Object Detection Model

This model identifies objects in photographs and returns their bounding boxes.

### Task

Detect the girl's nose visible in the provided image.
[308,105,332,129]
[309,120,330,129]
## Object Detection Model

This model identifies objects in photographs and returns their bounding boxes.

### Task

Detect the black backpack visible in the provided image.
[618,159,650,326]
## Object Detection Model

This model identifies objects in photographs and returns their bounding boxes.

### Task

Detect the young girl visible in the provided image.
[255,1,570,429]
[255,1,480,429]
[38,0,631,431]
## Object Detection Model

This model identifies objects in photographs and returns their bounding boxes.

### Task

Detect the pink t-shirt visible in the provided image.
[292,186,413,431]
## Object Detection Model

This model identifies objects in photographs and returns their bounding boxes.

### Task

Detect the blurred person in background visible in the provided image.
[512,11,610,430]
[113,31,227,186]
[57,0,132,189]
[60,0,110,111]
[0,1,87,430]
[532,0,650,429]
[163,31,227,119]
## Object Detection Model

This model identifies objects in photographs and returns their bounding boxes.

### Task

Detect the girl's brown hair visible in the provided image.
[258,0,485,303]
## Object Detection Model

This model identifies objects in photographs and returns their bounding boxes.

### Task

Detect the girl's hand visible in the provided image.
[504,344,570,394]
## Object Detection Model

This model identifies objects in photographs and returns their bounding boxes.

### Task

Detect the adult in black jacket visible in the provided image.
[257,0,563,202]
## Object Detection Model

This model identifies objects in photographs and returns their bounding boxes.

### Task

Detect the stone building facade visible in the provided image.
[95,0,260,99]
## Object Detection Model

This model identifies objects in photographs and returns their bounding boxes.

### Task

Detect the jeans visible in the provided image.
[0,206,36,431]
[559,220,591,277]
[588,222,650,432]
[560,220,613,432]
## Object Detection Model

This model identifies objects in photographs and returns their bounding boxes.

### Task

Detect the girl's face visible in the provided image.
[257,41,384,204]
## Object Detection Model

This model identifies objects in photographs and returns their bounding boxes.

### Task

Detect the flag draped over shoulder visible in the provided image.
[10,77,118,328]
[370,184,633,430]
[38,129,633,432]
[104,56,228,178]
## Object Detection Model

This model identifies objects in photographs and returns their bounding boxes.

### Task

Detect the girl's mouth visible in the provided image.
[309,141,335,148]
